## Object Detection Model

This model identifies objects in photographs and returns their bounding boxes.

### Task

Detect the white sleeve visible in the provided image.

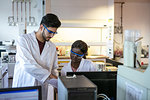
[51,51,59,77]
[90,61,98,71]
[16,36,50,83]
[61,66,67,76]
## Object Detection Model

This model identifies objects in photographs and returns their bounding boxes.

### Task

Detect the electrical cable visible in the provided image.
[114,2,125,44]
[29,0,31,22]
[97,93,110,100]
[24,1,27,34]
[16,1,19,22]
[21,1,23,22]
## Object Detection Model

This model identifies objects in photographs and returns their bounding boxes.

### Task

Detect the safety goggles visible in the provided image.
[43,25,58,34]
[70,49,84,57]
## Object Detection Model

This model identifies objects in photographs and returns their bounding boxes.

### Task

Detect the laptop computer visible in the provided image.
[0,86,42,100]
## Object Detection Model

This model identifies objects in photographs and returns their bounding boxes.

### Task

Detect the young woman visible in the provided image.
[61,40,97,76]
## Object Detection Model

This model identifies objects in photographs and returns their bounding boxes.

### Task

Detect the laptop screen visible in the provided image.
[0,86,41,100]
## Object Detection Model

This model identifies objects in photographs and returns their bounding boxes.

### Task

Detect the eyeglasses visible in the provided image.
[43,25,58,34]
[70,49,84,58]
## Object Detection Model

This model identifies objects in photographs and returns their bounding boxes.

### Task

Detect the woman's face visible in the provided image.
[70,48,83,63]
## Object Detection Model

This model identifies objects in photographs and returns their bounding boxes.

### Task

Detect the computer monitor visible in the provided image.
[67,71,117,100]
[0,86,42,100]
[58,75,97,100]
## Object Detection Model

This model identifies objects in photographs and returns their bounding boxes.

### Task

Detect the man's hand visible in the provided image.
[45,74,58,88]
[49,74,57,79]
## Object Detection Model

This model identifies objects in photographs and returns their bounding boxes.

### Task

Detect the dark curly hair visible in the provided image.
[40,13,61,28]
[71,40,88,59]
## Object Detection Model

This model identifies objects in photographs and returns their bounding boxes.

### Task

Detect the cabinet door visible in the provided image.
[2,72,8,88]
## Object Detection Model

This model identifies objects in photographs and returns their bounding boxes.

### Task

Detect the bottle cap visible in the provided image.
[141,62,144,65]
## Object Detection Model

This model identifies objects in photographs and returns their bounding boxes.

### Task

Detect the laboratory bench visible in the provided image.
[57,56,118,76]
[58,55,108,64]
[58,55,108,67]
[117,57,149,65]
[57,55,112,75]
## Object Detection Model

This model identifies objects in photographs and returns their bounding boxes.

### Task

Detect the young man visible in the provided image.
[13,13,61,100]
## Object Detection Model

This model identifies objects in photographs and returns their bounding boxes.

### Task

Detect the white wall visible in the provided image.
[115,1,150,47]
[0,0,43,41]
[0,0,114,57]
[123,2,150,46]
[0,0,18,41]
[50,0,110,20]
[48,0,114,57]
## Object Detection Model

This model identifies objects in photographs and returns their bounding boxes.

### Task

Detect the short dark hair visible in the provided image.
[71,40,88,59]
[40,13,61,28]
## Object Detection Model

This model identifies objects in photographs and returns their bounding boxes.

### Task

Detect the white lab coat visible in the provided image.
[61,58,97,76]
[13,31,58,100]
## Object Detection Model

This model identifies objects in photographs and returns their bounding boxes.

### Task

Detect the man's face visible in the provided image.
[42,26,57,41]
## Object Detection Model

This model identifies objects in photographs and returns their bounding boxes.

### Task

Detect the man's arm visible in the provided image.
[51,50,59,78]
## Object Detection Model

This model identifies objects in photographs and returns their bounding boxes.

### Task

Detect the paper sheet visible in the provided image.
[126,83,143,100]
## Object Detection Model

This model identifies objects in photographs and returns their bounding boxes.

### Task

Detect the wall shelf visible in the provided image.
[60,20,108,28]
[54,42,107,46]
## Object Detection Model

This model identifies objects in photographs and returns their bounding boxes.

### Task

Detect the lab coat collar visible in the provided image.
[69,58,85,71]
[31,31,51,47]
[31,31,38,42]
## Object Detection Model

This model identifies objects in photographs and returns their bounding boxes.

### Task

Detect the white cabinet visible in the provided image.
[117,65,150,100]
[0,64,8,88]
